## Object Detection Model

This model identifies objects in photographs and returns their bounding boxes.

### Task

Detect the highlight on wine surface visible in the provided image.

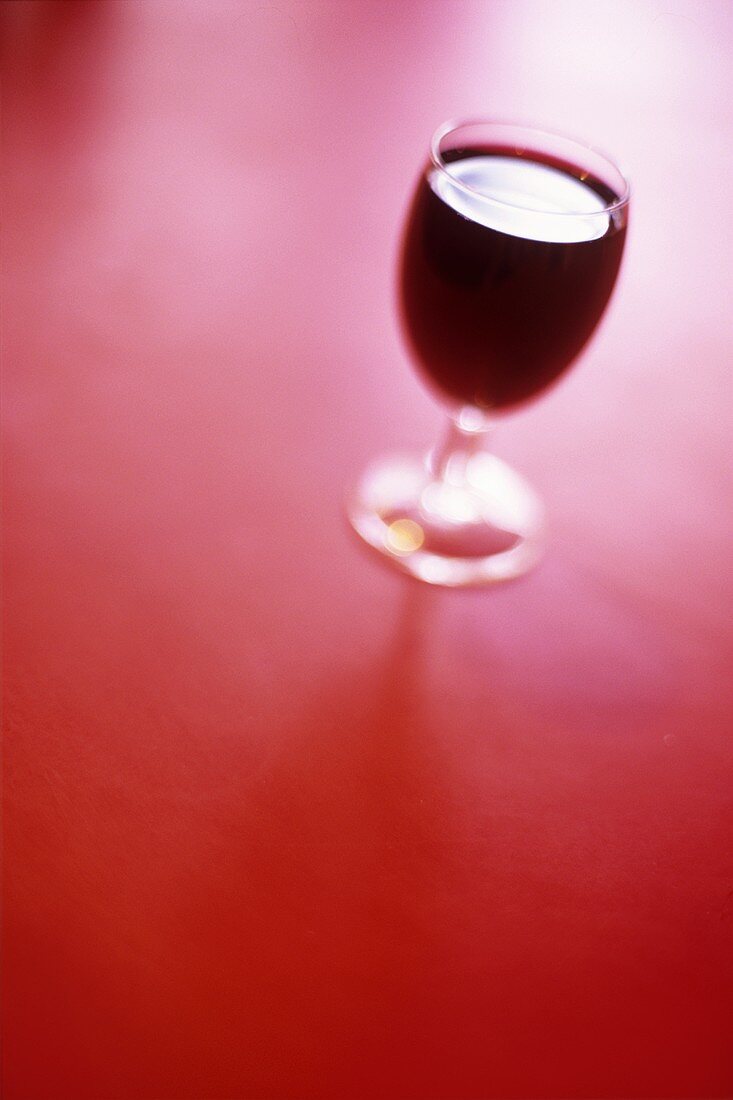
[349,120,629,587]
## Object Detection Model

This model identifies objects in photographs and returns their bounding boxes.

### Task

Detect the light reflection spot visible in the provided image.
[386,518,425,554]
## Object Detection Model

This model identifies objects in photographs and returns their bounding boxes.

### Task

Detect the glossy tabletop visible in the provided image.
[3,2,732,1097]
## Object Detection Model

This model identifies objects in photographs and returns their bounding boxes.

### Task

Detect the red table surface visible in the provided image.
[2,2,732,1098]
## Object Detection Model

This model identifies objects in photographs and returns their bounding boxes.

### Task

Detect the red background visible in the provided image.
[3,2,732,1097]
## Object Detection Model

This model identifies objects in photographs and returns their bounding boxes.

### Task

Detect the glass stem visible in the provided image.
[429,413,492,486]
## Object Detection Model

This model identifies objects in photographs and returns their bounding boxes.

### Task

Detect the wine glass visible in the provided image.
[348,119,630,586]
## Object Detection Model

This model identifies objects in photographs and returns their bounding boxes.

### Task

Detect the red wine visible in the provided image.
[399,147,627,411]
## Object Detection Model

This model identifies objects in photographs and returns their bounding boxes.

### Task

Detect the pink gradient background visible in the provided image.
[2,2,732,1097]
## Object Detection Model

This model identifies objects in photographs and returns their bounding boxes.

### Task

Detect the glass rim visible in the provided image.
[429,117,631,218]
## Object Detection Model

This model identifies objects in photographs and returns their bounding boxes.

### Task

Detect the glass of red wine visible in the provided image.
[349,119,630,586]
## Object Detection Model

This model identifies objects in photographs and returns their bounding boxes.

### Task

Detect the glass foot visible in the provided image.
[348,450,544,587]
